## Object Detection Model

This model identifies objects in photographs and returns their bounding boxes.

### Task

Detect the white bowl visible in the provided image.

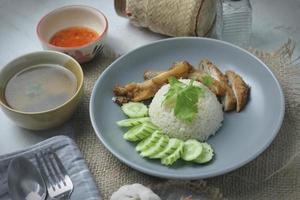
[37,5,108,63]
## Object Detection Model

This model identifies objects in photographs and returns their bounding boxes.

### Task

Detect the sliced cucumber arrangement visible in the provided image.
[136,130,162,152]
[117,117,150,127]
[123,122,157,142]
[182,139,203,161]
[193,143,214,164]
[151,138,182,159]
[140,135,169,157]
[161,141,184,165]
[121,102,148,118]
[117,102,215,166]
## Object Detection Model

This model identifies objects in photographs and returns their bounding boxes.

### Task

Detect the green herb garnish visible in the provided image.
[202,74,213,86]
[163,77,203,123]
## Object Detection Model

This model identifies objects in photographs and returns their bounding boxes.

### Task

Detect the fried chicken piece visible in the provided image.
[222,84,237,111]
[199,59,236,111]
[112,96,130,105]
[199,59,228,83]
[114,61,193,103]
[143,61,194,80]
[143,70,165,80]
[226,70,249,112]
[188,70,226,97]
[144,68,227,97]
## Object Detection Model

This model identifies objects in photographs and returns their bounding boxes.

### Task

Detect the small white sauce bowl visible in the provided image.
[37,5,108,63]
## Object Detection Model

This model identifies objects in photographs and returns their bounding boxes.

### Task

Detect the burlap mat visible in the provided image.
[74,40,300,200]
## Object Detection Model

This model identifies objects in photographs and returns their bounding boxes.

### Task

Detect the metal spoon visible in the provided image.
[8,156,47,200]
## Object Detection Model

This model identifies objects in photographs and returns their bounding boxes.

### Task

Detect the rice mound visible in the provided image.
[149,79,223,141]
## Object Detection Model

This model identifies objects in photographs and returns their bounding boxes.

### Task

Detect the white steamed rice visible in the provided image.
[149,79,223,141]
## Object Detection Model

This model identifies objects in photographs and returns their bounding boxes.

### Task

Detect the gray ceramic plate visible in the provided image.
[90,38,284,179]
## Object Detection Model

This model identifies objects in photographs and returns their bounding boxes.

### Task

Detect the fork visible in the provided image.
[35,150,74,199]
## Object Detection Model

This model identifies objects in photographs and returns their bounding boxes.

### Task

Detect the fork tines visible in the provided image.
[35,149,73,199]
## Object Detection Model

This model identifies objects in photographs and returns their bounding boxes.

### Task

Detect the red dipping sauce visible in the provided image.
[49,26,99,48]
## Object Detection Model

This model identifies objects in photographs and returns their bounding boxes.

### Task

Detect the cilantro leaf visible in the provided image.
[202,74,213,86]
[163,77,184,107]
[163,77,203,123]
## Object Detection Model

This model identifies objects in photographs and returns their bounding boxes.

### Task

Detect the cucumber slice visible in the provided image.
[161,141,184,166]
[116,117,150,127]
[181,139,203,161]
[123,123,156,142]
[151,138,182,159]
[140,135,169,157]
[194,143,214,164]
[143,121,159,130]
[136,131,162,152]
[121,102,148,118]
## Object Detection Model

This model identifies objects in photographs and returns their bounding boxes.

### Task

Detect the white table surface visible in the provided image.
[0,0,299,155]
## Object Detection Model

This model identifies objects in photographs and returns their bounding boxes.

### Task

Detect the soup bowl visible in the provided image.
[37,5,108,63]
[0,51,84,130]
